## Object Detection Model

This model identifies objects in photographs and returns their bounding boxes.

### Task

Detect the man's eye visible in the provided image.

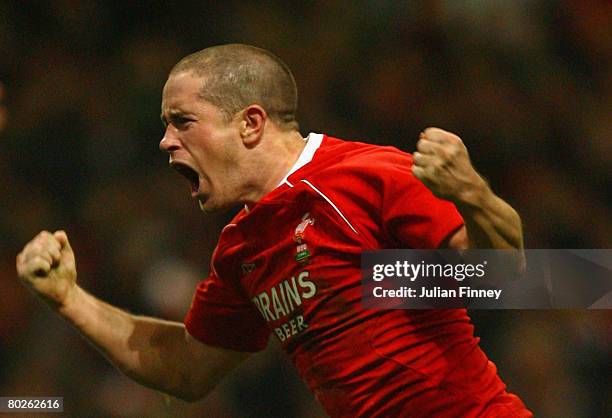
[175,117,193,127]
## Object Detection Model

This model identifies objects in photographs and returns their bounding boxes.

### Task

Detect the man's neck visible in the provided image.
[244,129,307,205]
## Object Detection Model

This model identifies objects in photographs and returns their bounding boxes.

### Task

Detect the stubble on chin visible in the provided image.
[198,198,226,214]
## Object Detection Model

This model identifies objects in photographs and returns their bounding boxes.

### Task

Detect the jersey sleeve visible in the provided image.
[184,271,270,352]
[381,150,464,248]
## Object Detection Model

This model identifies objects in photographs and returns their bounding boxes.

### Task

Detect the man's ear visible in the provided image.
[240,105,267,147]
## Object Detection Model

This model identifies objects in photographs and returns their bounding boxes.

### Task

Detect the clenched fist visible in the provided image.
[16,230,77,307]
[412,127,487,203]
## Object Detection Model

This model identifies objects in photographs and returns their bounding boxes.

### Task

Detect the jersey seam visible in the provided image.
[300,179,360,236]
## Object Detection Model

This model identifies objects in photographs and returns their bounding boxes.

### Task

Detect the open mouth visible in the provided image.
[170,161,200,193]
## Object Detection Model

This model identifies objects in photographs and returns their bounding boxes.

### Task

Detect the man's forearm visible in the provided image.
[58,286,197,399]
[454,182,524,250]
[18,230,247,402]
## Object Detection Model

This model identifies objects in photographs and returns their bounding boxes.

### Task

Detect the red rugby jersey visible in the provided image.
[185,134,532,417]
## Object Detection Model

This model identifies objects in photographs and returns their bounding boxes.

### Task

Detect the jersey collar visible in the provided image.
[243,132,323,214]
[278,132,323,187]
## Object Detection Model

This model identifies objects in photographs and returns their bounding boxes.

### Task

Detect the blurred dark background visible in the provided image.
[0,1,610,417]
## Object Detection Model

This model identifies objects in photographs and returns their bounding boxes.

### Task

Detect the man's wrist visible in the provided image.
[453,177,492,210]
[57,285,83,318]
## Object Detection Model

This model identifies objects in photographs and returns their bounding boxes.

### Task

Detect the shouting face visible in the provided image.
[160,72,246,213]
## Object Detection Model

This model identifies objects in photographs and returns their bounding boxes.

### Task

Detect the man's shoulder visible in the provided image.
[284,134,419,213]
[307,134,414,177]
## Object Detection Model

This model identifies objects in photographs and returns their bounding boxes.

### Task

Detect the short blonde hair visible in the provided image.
[171,44,299,131]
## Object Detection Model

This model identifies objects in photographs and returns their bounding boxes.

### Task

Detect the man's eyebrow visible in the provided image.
[160,109,189,126]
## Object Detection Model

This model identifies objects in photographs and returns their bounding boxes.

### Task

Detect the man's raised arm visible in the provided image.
[16,230,249,402]
[412,128,525,261]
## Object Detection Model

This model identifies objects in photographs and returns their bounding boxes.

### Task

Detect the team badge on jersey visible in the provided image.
[294,213,315,243]
[294,213,315,264]
[295,243,310,264]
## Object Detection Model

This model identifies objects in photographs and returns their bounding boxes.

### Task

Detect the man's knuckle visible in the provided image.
[21,249,33,261]
[424,127,438,137]
[31,243,45,254]
[431,153,444,165]
[34,254,49,262]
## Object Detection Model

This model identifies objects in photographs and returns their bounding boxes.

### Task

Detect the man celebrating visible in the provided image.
[17,44,532,417]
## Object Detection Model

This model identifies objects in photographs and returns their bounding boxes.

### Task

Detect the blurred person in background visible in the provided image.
[17,44,532,417]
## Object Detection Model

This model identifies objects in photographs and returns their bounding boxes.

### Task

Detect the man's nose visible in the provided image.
[159,126,180,152]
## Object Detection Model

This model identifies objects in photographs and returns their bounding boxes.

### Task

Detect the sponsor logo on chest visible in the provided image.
[251,270,317,342]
